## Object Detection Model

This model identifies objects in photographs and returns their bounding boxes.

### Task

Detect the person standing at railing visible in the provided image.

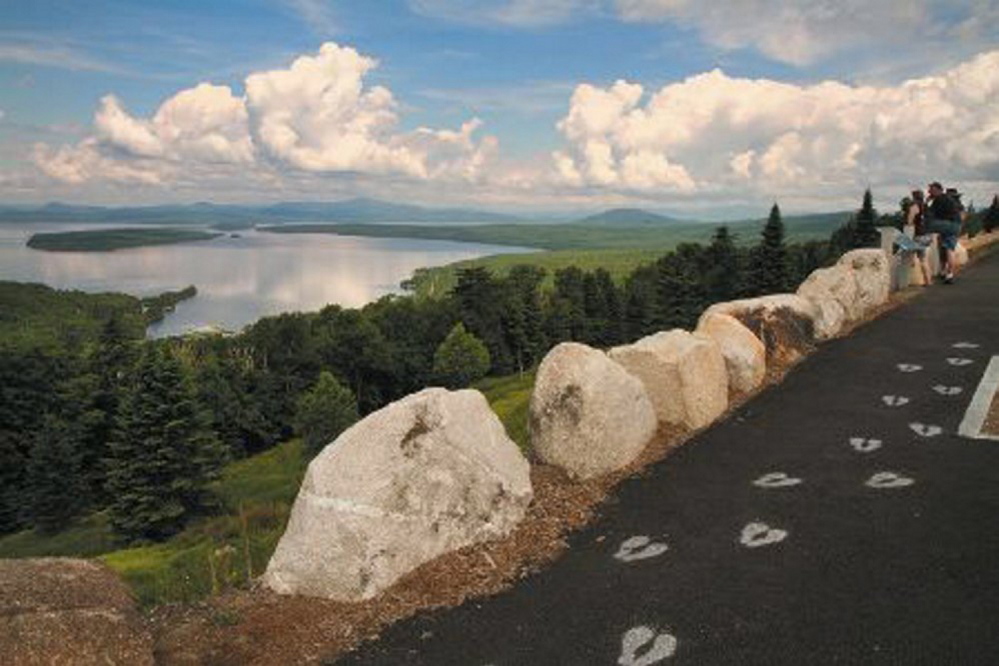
[905,189,934,285]
[926,181,962,284]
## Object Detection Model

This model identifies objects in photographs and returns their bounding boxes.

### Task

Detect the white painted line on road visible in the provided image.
[958,355,999,441]
[882,395,910,407]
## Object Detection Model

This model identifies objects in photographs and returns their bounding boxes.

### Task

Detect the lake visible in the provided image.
[0,222,534,337]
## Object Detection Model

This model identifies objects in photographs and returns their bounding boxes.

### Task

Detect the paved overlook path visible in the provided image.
[339,251,999,666]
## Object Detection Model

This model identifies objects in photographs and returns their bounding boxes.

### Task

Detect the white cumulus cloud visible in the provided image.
[33,42,493,189]
[552,50,999,199]
[616,0,920,65]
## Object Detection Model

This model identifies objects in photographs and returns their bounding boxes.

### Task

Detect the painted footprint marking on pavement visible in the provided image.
[952,342,980,349]
[947,357,974,367]
[739,522,788,549]
[932,385,963,396]
[897,363,923,373]
[910,422,943,438]
[614,536,668,563]
[618,626,677,666]
[849,437,883,453]
[866,472,915,489]
[882,395,910,407]
[753,472,803,488]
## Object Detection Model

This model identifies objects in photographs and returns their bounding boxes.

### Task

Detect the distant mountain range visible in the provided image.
[0,198,851,233]
[576,208,682,226]
[0,198,522,226]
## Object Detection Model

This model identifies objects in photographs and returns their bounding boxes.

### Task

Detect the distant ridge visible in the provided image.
[576,208,681,226]
[0,198,520,226]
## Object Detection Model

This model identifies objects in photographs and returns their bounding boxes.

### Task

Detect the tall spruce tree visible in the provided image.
[704,226,742,303]
[984,195,999,233]
[105,346,224,542]
[503,265,547,374]
[656,250,706,329]
[750,203,790,295]
[25,415,87,533]
[83,315,137,503]
[852,188,881,248]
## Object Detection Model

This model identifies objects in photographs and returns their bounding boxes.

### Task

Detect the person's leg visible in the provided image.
[920,253,933,285]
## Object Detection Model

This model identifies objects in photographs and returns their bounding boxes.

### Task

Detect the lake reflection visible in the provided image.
[0,223,535,337]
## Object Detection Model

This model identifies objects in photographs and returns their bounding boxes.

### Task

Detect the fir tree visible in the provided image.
[432,322,491,388]
[82,315,137,503]
[704,225,742,303]
[984,195,999,233]
[656,251,707,329]
[25,415,87,533]
[750,203,790,295]
[105,346,225,542]
[503,265,547,375]
[852,188,881,248]
[293,371,359,456]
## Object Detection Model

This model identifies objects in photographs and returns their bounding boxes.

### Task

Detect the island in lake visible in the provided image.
[26,227,222,252]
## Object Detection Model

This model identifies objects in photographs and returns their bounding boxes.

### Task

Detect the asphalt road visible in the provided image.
[338,250,999,666]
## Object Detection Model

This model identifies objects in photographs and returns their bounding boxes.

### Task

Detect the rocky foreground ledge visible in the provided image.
[0,558,153,665]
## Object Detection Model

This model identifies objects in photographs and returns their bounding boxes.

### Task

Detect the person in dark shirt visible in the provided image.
[926,181,961,283]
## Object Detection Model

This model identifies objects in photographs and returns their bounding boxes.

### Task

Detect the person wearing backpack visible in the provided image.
[925,181,961,284]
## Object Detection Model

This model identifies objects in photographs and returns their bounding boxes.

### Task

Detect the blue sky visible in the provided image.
[1,0,998,214]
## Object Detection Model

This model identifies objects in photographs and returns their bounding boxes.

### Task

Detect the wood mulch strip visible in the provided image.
[982,392,999,438]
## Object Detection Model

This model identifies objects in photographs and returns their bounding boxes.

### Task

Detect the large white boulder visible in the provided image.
[530,342,657,480]
[796,264,860,338]
[264,388,533,602]
[609,330,728,430]
[695,313,766,394]
[700,294,819,365]
[837,249,890,314]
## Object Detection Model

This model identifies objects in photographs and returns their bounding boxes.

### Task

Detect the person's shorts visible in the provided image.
[913,234,933,255]
[927,220,960,251]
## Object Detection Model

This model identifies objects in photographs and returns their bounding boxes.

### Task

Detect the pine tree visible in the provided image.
[503,265,547,375]
[852,188,881,248]
[25,415,87,533]
[656,250,707,329]
[82,315,137,503]
[984,195,999,233]
[293,371,359,456]
[750,203,790,295]
[105,346,225,542]
[704,226,741,303]
[432,322,491,389]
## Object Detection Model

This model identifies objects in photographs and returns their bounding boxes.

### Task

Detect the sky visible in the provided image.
[0,0,997,216]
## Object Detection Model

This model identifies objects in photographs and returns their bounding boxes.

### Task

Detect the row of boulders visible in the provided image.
[262,250,892,602]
